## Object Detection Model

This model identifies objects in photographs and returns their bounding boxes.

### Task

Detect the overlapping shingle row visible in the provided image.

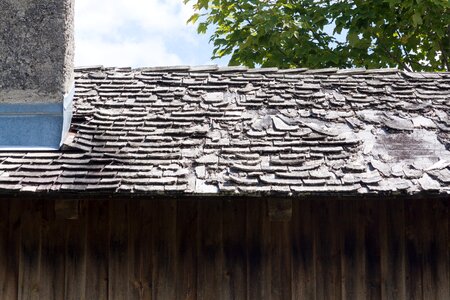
[0,65,449,195]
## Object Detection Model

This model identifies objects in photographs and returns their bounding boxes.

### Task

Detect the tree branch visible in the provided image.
[440,25,450,71]
[378,43,412,72]
[395,30,416,71]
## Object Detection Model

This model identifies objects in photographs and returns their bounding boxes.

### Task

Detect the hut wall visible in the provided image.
[0,196,448,299]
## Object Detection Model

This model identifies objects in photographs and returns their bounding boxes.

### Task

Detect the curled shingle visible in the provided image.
[381,115,414,131]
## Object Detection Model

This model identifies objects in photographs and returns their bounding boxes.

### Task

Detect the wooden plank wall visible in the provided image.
[0,196,448,300]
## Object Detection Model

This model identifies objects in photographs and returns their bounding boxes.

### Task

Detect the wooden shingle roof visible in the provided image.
[0,66,449,195]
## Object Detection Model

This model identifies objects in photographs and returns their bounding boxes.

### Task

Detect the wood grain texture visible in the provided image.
[109,200,130,300]
[247,199,271,300]
[18,200,41,300]
[364,200,381,300]
[140,199,153,300]
[0,200,10,297]
[315,199,342,300]
[197,199,224,300]
[405,198,423,300]
[222,199,247,300]
[380,199,406,300]
[128,200,145,300]
[331,200,343,300]
[355,199,367,300]
[292,199,315,300]
[447,198,450,300]
[152,199,177,300]
[270,219,292,300]
[40,200,66,300]
[341,199,357,300]
[65,201,87,300]
[421,200,434,300]
[85,200,109,300]
[0,197,448,300]
[176,199,198,300]
[6,200,21,300]
[422,199,449,300]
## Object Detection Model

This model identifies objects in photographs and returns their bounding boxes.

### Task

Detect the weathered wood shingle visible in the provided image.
[0,66,449,195]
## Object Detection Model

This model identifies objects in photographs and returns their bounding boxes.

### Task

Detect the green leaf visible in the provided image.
[412,13,423,27]
[348,32,359,46]
[197,22,208,34]
[187,13,200,24]
[184,0,450,71]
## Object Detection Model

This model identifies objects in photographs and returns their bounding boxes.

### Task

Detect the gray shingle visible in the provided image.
[0,66,449,195]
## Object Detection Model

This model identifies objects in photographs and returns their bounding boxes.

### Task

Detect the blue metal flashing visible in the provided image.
[0,86,74,150]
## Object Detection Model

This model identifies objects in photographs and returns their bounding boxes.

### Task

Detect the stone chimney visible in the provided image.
[0,0,74,149]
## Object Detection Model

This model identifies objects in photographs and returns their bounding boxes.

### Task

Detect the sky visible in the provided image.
[74,0,229,68]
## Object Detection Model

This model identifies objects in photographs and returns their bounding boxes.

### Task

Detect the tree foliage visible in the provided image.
[185,0,450,71]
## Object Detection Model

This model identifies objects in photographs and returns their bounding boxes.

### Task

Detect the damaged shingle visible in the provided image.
[1,66,449,195]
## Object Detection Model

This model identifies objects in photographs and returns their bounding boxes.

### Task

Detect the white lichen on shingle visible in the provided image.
[0,66,449,195]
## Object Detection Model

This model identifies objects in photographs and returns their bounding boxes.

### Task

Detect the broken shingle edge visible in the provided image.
[74,65,450,76]
[1,65,449,196]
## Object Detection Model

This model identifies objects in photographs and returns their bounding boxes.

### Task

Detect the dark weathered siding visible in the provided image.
[0,196,448,300]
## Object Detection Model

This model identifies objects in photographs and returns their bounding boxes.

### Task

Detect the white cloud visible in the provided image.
[75,0,194,36]
[75,38,183,67]
[74,0,215,67]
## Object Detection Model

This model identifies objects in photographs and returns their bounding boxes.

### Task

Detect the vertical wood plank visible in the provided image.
[0,200,6,297]
[152,199,177,300]
[128,199,145,300]
[364,200,381,300]
[292,199,315,300]
[109,200,130,300]
[448,198,450,300]
[0,199,10,298]
[65,200,87,300]
[405,198,423,300]
[355,199,367,300]
[314,199,328,300]
[40,200,66,300]
[3,196,448,300]
[197,199,224,300]
[176,199,198,300]
[333,199,343,300]
[222,199,247,300]
[341,199,358,300]
[434,198,449,299]
[140,200,153,299]
[0,198,19,300]
[124,199,154,300]
[18,199,42,300]
[448,197,450,300]
[315,200,341,300]
[380,199,406,300]
[0,199,7,294]
[246,198,271,300]
[85,200,109,300]
[422,198,449,300]
[270,200,292,300]
[421,199,435,300]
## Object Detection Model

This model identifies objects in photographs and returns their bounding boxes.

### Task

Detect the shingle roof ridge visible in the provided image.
[3,63,450,195]
[74,65,104,71]
[74,65,450,76]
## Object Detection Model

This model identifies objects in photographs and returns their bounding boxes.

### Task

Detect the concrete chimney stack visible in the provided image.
[0,0,74,149]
